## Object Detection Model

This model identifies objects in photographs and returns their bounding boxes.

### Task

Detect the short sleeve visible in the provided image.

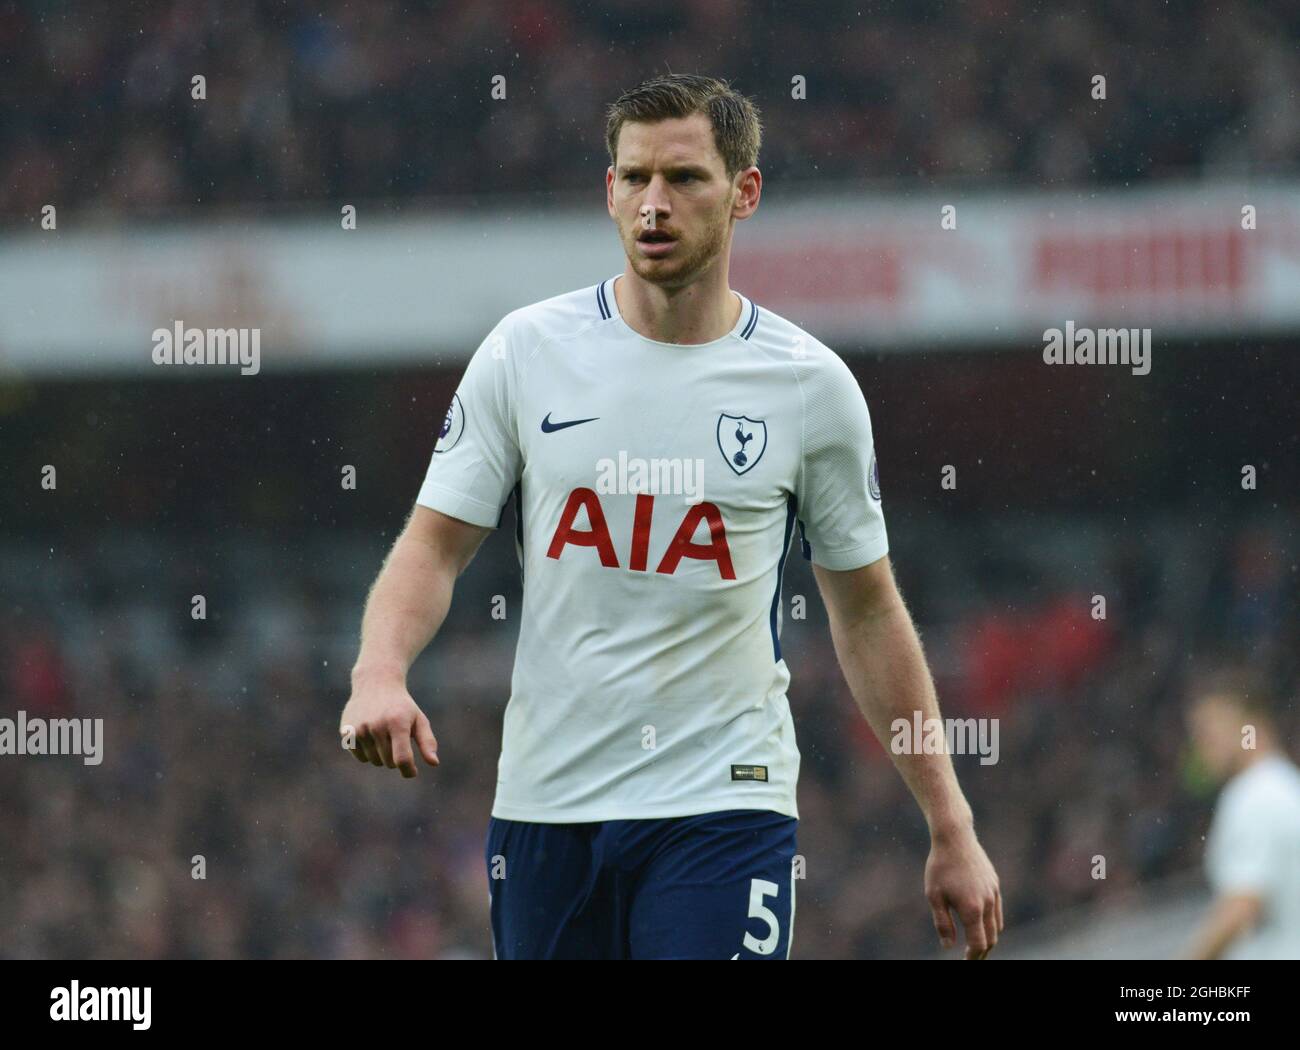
[794,354,889,570]
[1206,798,1277,895]
[416,318,523,528]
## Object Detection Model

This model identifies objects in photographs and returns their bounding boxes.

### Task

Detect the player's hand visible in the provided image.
[339,670,440,778]
[924,821,1003,959]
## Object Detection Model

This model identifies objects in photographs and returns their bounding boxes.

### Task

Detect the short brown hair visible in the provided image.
[605,74,762,180]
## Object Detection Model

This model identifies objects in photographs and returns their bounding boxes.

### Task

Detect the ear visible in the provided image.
[732,166,761,220]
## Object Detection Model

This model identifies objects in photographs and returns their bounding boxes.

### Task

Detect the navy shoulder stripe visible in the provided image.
[597,280,611,320]
[741,301,760,340]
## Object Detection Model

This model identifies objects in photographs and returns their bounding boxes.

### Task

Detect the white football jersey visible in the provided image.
[417,274,888,822]
[1206,753,1300,959]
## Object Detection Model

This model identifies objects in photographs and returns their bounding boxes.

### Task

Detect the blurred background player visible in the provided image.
[1184,670,1300,959]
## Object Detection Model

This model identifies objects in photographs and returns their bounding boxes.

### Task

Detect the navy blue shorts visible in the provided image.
[485,808,799,960]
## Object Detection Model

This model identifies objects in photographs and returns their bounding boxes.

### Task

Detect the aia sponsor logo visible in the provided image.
[546,488,735,579]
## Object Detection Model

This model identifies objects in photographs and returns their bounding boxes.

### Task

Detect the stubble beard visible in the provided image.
[626,205,731,289]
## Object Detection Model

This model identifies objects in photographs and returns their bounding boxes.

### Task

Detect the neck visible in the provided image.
[615,265,740,344]
[1232,744,1277,776]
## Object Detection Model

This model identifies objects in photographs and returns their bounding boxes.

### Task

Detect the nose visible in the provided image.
[639,176,672,226]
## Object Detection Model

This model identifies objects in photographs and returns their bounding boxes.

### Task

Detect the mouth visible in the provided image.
[637,230,677,255]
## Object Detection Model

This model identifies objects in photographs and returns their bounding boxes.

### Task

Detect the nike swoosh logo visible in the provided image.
[540,412,600,433]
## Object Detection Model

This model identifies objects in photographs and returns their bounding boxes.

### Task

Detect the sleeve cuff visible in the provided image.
[416,480,504,529]
[808,531,889,571]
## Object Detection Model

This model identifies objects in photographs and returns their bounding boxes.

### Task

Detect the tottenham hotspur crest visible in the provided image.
[716,413,767,476]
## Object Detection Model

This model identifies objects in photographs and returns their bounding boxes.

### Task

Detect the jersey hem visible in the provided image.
[489,796,799,824]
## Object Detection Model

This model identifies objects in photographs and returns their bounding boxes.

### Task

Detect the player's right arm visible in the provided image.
[345,312,522,776]
[340,504,492,778]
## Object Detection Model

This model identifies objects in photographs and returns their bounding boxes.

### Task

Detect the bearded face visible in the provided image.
[608,115,740,288]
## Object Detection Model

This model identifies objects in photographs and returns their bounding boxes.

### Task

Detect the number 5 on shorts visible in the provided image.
[741,877,781,956]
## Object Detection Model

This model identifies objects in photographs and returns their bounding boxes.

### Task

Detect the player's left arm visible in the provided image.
[813,554,1003,959]
[1182,892,1264,960]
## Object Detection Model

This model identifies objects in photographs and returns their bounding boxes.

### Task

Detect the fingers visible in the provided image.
[928,893,957,950]
[350,723,385,766]
[976,886,1005,961]
[391,724,417,778]
[958,902,989,959]
[341,725,369,764]
[955,891,1002,960]
[414,714,441,768]
[928,840,1003,958]
[373,724,396,769]
[980,903,998,958]
[344,716,440,778]
[389,714,441,777]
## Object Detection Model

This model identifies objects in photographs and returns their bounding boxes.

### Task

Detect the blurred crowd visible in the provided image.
[3,0,1299,219]
[2,0,1298,961]
[1,506,1295,959]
